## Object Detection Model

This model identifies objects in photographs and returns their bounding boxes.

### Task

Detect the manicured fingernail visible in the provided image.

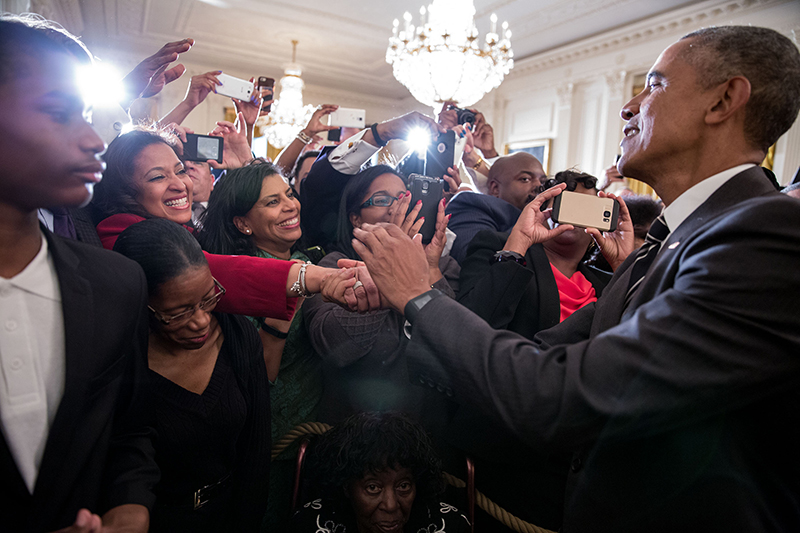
[447,213,452,220]
[419,217,425,222]
[416,200,422,206]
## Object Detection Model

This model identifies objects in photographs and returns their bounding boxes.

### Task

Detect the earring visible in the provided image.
[245,229,251,234]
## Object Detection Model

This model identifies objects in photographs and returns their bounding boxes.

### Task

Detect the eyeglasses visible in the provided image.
[359,193,403,209]
[540,175,598,193]
[148,278,226,326]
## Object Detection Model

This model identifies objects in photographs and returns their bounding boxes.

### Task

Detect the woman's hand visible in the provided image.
[232,78,263,128]
[162,123,193,156]
[423,198,449,284]
[503,183,575,255]
[585,193,635,271]
[183,70,221,109]
[319,268,359,310]
[207,113,253,169]
[303,104,339,136]
[389,191,425,237]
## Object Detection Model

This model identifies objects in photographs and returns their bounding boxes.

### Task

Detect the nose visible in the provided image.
[620,91,643,121]
[79,121,106,156]
[186,308,211,331]
[379,488,399,512]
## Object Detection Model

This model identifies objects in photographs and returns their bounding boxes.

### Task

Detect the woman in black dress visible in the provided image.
[113,218,270,532]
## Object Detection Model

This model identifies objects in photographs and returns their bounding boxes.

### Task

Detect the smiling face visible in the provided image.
[133,142,193,224]
[348,467,416,533]
[618,38,710,187]
[350,173,407,228]
[149,266,217,350]
[236,174,302,258]
[0,48,105,212]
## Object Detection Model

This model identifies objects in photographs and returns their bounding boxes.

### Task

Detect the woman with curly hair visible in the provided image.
[291,412,470,533]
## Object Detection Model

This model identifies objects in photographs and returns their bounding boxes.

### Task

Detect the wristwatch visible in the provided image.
[404,288,444,324]
[493,250,527,267]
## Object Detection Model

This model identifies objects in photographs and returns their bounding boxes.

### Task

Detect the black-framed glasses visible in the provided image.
[540,175,598,193]
[148,278,226,326]
[359,193,403,209]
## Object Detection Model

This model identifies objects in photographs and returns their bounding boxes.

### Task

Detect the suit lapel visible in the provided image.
[528,243,561,330]
[32,232,97,503]
[620,167,777,321]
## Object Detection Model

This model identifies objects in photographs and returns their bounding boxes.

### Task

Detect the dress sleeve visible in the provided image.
[205,251,297,320]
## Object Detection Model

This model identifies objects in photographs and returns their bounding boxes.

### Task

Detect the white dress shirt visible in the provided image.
[0,234,66,492]
[662,164,756,245]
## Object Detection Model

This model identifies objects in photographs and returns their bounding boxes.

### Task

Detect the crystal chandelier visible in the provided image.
[261,40,316,149]
[386,0,513,109]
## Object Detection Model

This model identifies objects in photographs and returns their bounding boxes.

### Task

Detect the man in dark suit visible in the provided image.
[352,26,800,531]
[446,151,546,263]
[0,17,158,532]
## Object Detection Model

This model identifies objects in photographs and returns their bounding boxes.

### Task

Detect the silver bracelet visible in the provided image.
[290,261,315,298]
[296,130,313,145]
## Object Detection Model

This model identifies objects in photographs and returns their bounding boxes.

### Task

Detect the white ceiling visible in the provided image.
[34,0,700,101]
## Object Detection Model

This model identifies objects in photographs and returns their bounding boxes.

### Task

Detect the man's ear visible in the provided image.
[706,76,751,125]
[349,212,362,229]
[233,216,251,235]
[487,179,500,198]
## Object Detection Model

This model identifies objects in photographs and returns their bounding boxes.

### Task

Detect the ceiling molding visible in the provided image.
[508,0,789,78]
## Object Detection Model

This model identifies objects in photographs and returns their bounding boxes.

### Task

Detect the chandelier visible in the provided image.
[260,40,316,149]
[386,0,513,109]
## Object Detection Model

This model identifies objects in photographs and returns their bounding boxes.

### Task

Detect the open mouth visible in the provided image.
[623,125,639,138]
[164,196,189,209]
[277,216,299,228]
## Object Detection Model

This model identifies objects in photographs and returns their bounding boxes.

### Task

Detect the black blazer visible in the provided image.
[406,167,800,532]
[445,192,521,265]
[457,230,611,339]
[0,231,158,532]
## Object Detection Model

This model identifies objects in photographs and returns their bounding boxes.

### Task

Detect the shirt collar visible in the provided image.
[662,164,756,234]
[5,233,60,301]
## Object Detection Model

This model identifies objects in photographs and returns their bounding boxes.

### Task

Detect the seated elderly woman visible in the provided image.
[196,161,323,531]
[448,170,633,531]
[302,164,458,427]
[91,126,367,319]
[113,218,270,532]
[291,411,471,533]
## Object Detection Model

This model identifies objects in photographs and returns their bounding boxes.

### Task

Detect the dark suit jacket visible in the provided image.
[458,230,611,339]
[407,167,800,532]
[445,192,521,264]
[0,232,158,532]
[299,146,343,252]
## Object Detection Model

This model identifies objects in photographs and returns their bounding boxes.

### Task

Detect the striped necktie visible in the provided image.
[624,214,669,309]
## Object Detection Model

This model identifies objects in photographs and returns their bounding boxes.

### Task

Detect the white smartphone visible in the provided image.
[552,191,619,232]
[328,107,366,129]
[215,73,254,101]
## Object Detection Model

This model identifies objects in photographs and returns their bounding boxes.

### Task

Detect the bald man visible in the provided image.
[446,151,546,264]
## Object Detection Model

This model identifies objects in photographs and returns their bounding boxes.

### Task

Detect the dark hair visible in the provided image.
[292,150,320,186]
[305,412,445,504]
[113,218,207,295]
[537,169,597,195]
[0,14,92,84]
[336,164,404,259]
[92,126,180,221]
[680,26,800,152]
[622,194,663,241]
[196,161,286,256]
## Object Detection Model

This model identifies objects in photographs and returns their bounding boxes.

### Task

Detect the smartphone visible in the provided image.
[552,191,619,232]
[424,130,456,182]
[257,76,275,114]
[406,174,444,244]
[328,107,366,129]
[215,73,254,101]
[183,134,223,164]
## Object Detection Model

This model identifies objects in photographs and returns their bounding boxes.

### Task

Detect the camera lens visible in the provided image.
[603,210,611,217]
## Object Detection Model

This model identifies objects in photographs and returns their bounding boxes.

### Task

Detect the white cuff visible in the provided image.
[91,105,132,145]
[329,129,380,175]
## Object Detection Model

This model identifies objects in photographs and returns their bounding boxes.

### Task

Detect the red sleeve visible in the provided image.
[96,213,146,250]
[205,252,297,320]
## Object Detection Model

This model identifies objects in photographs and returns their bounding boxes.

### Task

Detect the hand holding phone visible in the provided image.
[551,190,619,232]
[406,174,445,244]
[215,73,254,101]
[257,76,275,115]
[183,133,224,164]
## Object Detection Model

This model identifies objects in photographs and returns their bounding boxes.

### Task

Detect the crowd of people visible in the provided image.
[1,10,799,533]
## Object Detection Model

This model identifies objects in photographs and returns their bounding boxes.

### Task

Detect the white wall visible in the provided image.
[478,0,800,183]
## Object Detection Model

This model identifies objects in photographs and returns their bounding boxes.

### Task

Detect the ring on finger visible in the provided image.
[353,281,364,290]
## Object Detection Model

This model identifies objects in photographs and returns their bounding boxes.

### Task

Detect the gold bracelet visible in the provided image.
[472,156,484,170]
[296,131,313,145]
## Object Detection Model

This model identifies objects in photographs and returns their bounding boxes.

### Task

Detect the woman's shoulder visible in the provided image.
[96,213,147,249]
